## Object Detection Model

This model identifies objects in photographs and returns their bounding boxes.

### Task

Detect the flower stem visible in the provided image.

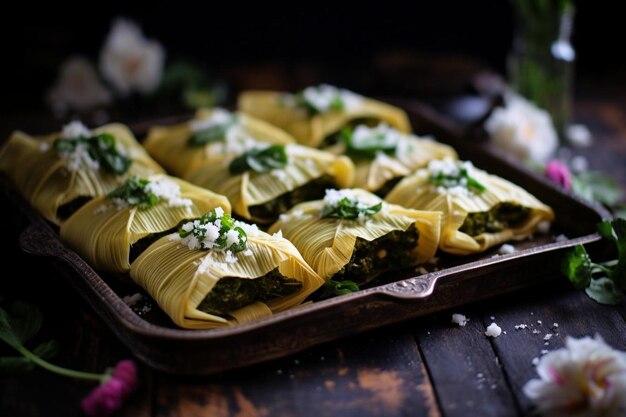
[16,345,105,382]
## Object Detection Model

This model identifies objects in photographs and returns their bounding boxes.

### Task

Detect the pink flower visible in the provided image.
[81,360,138,417]
[545,160,572,190]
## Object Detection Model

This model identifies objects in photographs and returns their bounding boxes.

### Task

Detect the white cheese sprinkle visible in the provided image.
[39,142,50,152]
[61,120,91,139]
[299,84,362,113]
[498,244,516,255]
[515,324,528,330]
[145,179,192,207]
[279,209,304,223]
[122,293,143,307]
[189,108,233,132]
[485,323,502,338]
[224,250,238,264]
[243,249,253,257]
[532,357,540,366]
[451,313,469,327]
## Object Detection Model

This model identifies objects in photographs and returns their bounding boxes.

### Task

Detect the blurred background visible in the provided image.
[1,1,623,132]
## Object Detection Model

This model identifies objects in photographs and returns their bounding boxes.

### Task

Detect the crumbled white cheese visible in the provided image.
[485,323,502,338]
[197,255,228,273]
[243,249,253,257]
[532,357,540,366]
[189,108,233,132]
[490,316,495,320]
[63,142,101,172]
[270,169,288,181]
[279,209,304,223]
[39,142,50,152]
[537,320,543,325]
[553,323,559,328]
[122,293,143,307]
[541,349,549,355]
[544,334,553,341]
[112,198,129,210]
[451,313,469,327]
[427,257,439,265]
[555,234,568,242]
[322,189,381,218]
[144,178,192,207]
[498,244,516,255]
[515,324,528,330]
[417,266,429,275]
[224,250,238,264]
[225,229,242,247]
[61,120,91,139]
[300,84,362,113]
[532,329,541,335]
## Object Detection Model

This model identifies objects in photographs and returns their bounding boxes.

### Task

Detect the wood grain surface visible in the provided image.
[1,94,625,417]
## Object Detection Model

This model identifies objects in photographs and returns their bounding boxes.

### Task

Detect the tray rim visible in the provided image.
[2,101,614,373]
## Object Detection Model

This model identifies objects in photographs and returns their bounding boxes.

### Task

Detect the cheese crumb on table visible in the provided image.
[498,244,516,255]
[451,313,469,327]
[485,323,502,338]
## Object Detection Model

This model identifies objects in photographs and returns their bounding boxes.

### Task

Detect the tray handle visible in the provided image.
[378,271,442,300]
[18,222,96,279]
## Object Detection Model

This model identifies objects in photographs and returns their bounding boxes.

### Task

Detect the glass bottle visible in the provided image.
[508,0,576,140]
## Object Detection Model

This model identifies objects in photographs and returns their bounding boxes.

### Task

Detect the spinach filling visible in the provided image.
[57,196,92,220]
[459,202,531,236]
[248,175,336,223]
[321,118,381,148]
[129,230,173,263]
[330,224,420,285]
[197,268,302,315]
[375,176,403,198]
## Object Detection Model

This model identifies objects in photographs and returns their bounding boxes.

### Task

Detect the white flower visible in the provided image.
[47,57,112,116]
[523,335,626,417]
[99,18,165,95]
[485,93,558,163]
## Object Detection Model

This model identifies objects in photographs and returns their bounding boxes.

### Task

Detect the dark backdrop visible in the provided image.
[0,1,620,114]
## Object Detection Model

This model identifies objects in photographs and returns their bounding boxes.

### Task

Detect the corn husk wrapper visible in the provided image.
[130,227,324,329]
[143,109,295,179]
[331,135,458,193]
[238,90,411,148]
[385,165,555,255]
[60,175,231,273]
[189,144,355,223]
[0,124,164,225]
[268,189,441,280]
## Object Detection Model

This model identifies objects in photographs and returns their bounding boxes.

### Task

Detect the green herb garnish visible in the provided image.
[188,122,233,146]
[108,177,158,209]
[0,301,58,374]
[178,209,248,252]
[229,145,288,175]
[53,133,132,175]
[561,218,626,305]
[343,126,398,158]
[318,279,360,300]
[280,85,346,115]
[429,167,486,194]
[321,192,383,220]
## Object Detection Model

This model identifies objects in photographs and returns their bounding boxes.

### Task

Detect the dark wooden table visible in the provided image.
[1,95,625,417]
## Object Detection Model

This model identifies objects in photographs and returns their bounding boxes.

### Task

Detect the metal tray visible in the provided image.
[4,102,610,375]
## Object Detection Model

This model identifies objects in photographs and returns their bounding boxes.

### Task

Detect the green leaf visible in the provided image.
[54,133,132,175]
[321,197,382,220]
[561,245,592,289]
[33,340,59,359]
[229,145,288,175]
[9,301,42,344]
[188,123,231,146]
[572,172,624,206]
[0,307,21,349]
[0,356,34,374]
[108,176,159,209]
[178,209,248,252]
[429,168,486,194]
[319,280,359,299]
[344,128,398,158]
[585,277,623,305]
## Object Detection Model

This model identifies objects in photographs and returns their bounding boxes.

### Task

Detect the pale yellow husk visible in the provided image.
[268,189,441,280]
[188,144,355,223]
[238,90,411,148]
[59,175,231,273]
[0,124,164,225]
[328,135,458,192]
[129,228,325,329]
[385,165,555,255]
[143,109,295,179]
